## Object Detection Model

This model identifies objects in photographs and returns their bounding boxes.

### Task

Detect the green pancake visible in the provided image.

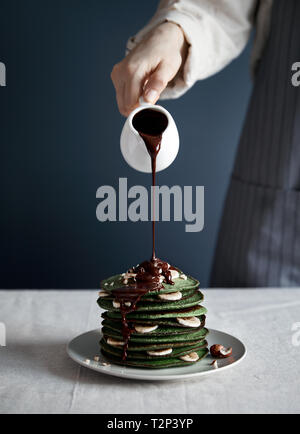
[101,348,209,368]
[104,304,206,320]
[102,319,205,336]
[101,312,206,328]
[101,338,207,360]
[97,290,203,312]
[103,336,208,351]
[102,287,196,302]
[100,272,200,295]
[103,326,208,344]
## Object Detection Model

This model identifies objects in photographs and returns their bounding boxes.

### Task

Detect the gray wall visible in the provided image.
[0,0,252,288]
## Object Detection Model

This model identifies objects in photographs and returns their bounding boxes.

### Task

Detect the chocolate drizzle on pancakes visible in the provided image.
[111,108,173,360]
[98,108,209,366]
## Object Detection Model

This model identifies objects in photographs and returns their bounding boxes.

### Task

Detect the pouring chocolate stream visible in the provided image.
[112,108,176,360]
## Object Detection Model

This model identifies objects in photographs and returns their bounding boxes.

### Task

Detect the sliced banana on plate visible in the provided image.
[176,316,201,328]
[107,337,125,347]
[180,352,199,362]
[113,300,131,308]
[170,269,180,279]
[158,291,182,301]
[98,291,110,297]
[147,348,173,356]
[134,324,158,334]
[179,274,187,280]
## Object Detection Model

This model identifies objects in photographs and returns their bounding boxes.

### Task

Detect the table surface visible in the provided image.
[1,289,300,414]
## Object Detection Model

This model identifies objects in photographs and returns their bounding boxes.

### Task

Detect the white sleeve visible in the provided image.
[126,0,257,99]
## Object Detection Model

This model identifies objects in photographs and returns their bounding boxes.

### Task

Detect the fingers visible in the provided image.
[111,61,145,116]
[115,82,125,116]
[111,63,127,115]
[143,62,172,104]
[111,51,177,115]
[111,21,186,116]
[124,67,144,116]
[111,60,174,115]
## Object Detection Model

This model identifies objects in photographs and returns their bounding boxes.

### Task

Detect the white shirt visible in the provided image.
[127,0,273,99]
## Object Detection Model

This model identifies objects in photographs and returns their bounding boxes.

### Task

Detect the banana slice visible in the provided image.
[147,348,173,356]
[134,324,158,334]
[170,269,180,279]
[107,337,125,347]
[158,291,182,301]
[180,352,199,362]
[98,291,110,297]
[176,316,201,328]
[112,300,131,308]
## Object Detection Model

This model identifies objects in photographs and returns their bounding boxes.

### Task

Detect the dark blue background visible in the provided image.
[0,0,252,288]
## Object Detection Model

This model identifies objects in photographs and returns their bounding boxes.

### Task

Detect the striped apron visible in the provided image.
[210,0,300,287]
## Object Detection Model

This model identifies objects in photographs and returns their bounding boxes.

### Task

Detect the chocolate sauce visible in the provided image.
[111,281,160,359]
[133,108,168,260]
[111,108,175,360]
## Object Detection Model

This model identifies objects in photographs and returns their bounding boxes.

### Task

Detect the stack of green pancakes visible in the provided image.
[97,269,209,369]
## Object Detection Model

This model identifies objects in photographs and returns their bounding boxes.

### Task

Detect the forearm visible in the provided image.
[127,0,257,99]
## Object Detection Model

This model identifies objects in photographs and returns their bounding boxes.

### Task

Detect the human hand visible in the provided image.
[111,22,188,116]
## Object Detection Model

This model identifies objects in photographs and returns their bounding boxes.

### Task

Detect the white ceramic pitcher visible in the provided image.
[120,100,179,173]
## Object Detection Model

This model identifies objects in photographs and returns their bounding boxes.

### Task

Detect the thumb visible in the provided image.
[143,63,170,104]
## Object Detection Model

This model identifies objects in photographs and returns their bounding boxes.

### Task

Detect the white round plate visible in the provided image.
[67,329,246,381]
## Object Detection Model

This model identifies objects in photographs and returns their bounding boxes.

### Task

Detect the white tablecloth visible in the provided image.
[0,289,300,414]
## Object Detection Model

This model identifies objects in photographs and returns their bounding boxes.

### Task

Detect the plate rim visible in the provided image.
[67,328,247,381]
